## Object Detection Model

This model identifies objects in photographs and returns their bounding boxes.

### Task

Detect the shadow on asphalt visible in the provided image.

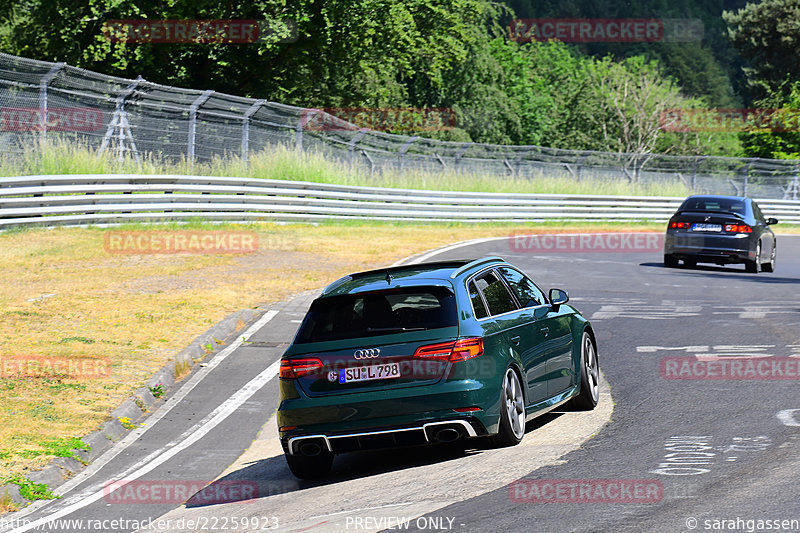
[185,413,565,508]
[640,262,800,283]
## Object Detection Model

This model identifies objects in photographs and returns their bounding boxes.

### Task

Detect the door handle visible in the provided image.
[511,335,521,345]
[540,327,549,336]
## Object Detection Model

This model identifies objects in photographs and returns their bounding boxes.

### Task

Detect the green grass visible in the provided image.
[0,139,691,197]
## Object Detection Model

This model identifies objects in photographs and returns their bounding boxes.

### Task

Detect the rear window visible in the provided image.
[680,197,746,215]
[294,287,457,343]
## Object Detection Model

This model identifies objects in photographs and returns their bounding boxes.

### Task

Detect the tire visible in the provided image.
[284,450,333,479]
[566,331,599,411]
[664,254,678,268]
[683,258,697,268]
[745,241,761,273]
[489,367,526,447]
[761,242,776,272]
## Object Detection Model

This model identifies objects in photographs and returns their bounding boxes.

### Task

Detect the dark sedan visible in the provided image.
[664,195,777,272]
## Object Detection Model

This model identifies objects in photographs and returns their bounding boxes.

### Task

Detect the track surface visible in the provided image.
[3,234,800,533]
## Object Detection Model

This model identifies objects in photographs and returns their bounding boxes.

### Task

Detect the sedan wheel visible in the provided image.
[761,242,776,272]
[745,242,761,273]
[566,332,600,410]
[490,368,525,447]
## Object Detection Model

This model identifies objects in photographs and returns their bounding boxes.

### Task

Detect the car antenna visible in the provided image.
[385,271,393,284]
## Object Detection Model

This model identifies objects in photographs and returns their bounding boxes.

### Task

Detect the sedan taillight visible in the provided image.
[724,224,752,233]
[669,221,691,229]
[414,337,484,363]
[279,357,323,379]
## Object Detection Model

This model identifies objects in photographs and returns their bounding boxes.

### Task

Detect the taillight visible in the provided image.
[724,224,752,233]
[669,221,691,229]
[279,357,323,379]
[414,338,484,363]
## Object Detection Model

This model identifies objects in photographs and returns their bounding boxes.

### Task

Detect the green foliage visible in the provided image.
[4,476,59,501]
[0,0,746,157]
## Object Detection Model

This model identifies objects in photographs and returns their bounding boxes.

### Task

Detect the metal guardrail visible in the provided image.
[2,174,799,228]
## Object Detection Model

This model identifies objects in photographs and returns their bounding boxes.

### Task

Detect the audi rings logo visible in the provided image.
[353,348,381,359]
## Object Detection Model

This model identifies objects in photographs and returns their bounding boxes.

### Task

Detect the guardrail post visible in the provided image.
[38,62,65,144]
[242,99,265,169]
[398,136,419,176]
[188,90,214,166]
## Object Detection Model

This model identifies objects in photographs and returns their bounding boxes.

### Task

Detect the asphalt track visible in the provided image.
[3,233,800,533]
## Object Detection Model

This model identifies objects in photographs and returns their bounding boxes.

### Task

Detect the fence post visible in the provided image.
[348,129,369,168]
[188,90,214,165]
[741,160,753,197]
[99,76,143,162]
[242,99,265,169]
[454,143,472,170]
[38,62,65,143]
[691,156,705,192]
[398,136,419,176]
[296,110,318,152]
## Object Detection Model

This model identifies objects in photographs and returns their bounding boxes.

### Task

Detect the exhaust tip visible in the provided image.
[433,427,461,443]
[297,440,324,456]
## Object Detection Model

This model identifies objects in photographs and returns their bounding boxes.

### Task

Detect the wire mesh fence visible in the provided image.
[2,52,800,200]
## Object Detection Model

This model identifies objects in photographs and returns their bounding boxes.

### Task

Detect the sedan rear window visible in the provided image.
[680,197,746,215]
[295,287,457,343]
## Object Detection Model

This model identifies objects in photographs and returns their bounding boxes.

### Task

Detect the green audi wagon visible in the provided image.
[277,256,599,479]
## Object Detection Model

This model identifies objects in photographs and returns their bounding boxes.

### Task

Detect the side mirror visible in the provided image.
[549,288,569,310]
[766,217,778,225]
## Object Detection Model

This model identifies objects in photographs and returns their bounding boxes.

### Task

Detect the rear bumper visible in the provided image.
[277,378,499,453]
[664,232,753,264]
[284,419,485,455]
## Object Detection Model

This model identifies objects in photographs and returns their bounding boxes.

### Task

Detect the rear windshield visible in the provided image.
[680,197,746,215]
[294,287,457,343]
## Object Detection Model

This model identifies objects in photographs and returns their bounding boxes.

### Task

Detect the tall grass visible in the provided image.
[0,139,691,196]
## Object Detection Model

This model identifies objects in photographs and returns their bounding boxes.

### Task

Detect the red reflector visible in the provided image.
[280,425,297,431]
[414,337,484,363]
[279,358,323,379]
[453,407,482,413]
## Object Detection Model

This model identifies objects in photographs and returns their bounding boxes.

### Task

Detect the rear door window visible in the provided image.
[468,281,488,319]
[295,287,457,343]
[497,267,546,308]
[472,270,518,316]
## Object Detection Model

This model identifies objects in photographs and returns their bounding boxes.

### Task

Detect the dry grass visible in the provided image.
[0,219,670,481]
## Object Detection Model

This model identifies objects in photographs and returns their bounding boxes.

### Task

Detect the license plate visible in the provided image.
[691,223,722,232]
[339,363,401,383]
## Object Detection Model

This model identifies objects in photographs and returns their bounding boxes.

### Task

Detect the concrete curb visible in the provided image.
[1,307,264,509]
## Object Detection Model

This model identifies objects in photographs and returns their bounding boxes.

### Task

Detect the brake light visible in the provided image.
[670,221,691,229]
[279,357,323,379]
[414,337,484,363]
[453,407,482,412]
[724,224,752,233]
